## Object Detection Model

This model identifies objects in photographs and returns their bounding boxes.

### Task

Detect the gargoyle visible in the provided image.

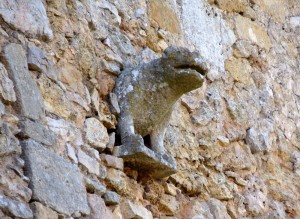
[113,47,207,178]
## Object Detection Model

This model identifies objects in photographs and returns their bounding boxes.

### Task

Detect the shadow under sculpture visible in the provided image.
[113,47,207,178]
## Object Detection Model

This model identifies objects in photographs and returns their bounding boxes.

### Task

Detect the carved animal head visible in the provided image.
[160,46,208,93]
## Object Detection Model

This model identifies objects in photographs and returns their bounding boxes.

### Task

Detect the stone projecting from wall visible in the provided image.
[114,47,207,178]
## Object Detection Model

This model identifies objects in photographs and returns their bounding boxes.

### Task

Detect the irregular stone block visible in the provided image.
[0,0,53,40]
[84,177,106,195]
[0,194,33,219]
[0,63,16,102]
[180,0,236,70]
[84,118,109,151]
[106,168,128,195]
[1,43,44,120]
[148,0,182,34]
[225,57,253,85]
[215,0,247,13]
[100,154,124,170]
[206,198,231,219]
[114,143,177,179]
[19,119,57,146]
[30,202,58,219]
[27,45,48,73]
[163,182,177,196]
[235,15,272,51]
[27,44,58,81]
[81,194,115,219]
[21,139,90,216]
[0,134,20,157]
[120,200,153,219]
[0,122,20,157]
[78,149,100,175]
[158,194,179,215]
[103,191,120,206]
[246,119,275,153]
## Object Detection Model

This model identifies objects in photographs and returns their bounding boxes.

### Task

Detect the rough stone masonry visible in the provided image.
[0,0,299,218]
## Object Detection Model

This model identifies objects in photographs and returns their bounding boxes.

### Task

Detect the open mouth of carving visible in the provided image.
[174,64,206,75]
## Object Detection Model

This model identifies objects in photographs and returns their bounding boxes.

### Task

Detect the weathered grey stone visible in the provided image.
[19,119,57,146]
[103,191,120,205]
[1,43,44,120]
[109,92,120,114]
[120,200,153,219]
[66,144,78,163]
[0,100,4,116]
[114,47,207,178]
[27,44,57,81]
[0,63,16,102]
[100,154,124,170]
[21,139,90,216]
[244,190,268,216]
[84,177,106,195]
[84,117,109,151]
[246,119,275,153]
[0,122,20,157]
[0,0,53,40]
[106,132,116,153]
[180,0,235,71]
[81,194,115,219]
[30,202,58,219]
[0,194,33,219]
[114,143,177,179]
[0,134,20,157]
[27,45,47,73]
[78,149,100,175]
[206,198,231,219]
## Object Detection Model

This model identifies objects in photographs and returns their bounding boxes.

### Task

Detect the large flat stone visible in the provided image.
[21,139,90,216]
[19,119,57,146]
[0,0,53,40]
[1,43,44,120]
[114,144,177,179]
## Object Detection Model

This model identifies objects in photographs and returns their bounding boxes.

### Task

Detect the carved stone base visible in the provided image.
[113,144,177,179]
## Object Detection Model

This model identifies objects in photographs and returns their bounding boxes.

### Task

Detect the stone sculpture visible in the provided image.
[113,47,207,178]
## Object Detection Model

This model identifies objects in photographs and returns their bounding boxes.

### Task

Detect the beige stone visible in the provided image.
[253,0,289,23]
[96,72,116,97]
[235,15,272,51]
[84,117,109,151]
[30,202,58,219]
[215,0,247,13]
[225,57,253,85]
[148,0,181,34]
[120,200,153,219]
[37,74,75,120]
[57,59,86,96]
[163,182,177,196]
[100,154,124,170]
[106,168,128,195]
[158,194,179,215]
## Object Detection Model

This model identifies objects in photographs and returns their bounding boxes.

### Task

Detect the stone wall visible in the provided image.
[0,0,299,218]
